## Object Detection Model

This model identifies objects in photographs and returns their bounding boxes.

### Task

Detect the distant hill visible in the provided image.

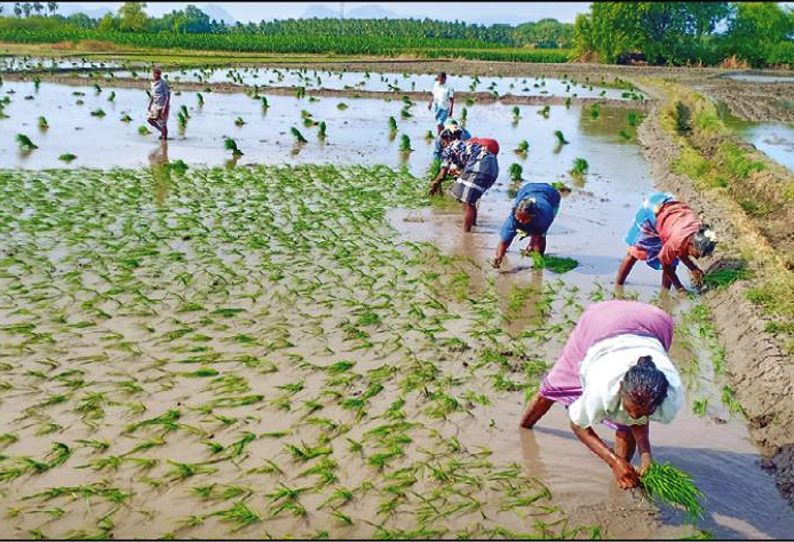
[200,4,237,25]
[301,4,399,20]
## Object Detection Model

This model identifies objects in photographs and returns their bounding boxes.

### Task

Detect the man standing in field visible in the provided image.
[428,72,454,135]
[147,67,171,141]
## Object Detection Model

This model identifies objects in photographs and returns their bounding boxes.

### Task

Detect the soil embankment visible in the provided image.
[636,81,794,507]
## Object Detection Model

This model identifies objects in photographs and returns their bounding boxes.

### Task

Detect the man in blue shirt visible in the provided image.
[492,183,562,268]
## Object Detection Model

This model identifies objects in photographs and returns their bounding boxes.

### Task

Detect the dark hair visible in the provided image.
[690,225,716,257]
[439,127,462,142]
[516,197,538,217]
[622,355,669,412]
[438,72,447,80]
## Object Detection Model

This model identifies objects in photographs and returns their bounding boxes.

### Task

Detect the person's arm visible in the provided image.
[631,422,653,475]
[679,254,703,286]
[493,217,518,268]
[429,166,450,196]
[449,95,454,117]
[571,422,641,489]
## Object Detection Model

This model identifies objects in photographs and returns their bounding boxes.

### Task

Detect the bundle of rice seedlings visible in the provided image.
[94,83,102,94]
[508,163,523,183]
[108,91,116,102]
[619,129,631,140]
[58,153,77,162]
[512,106,521,122]
[296,86,306,99]
[400,107,412,119]
[336,102,348,110]
[570,158,589,179]
[399,134,412,152]
[425,130,435,142]
[197,92,204,107]
[554,130,569,145]
[261,96,269,109]
[537,105,550,119]
[388,116,397,132]
[318,121,327,140]
[641,462,705,523]
[224,137,244,156]
[235,117,245,127]
[121,114,133,123]
[15,133,38,150]
[38,116,48,129]
[514,140,529,155]
[291,127,308,143]
[590,104,601,119]
[90,108,106,118]
[138,125,151,135]
[627,111,640,126]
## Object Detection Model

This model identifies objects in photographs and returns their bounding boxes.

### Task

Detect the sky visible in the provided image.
[55,2,592,25]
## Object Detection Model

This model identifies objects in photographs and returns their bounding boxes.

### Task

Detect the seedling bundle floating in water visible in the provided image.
[641,462,705,523]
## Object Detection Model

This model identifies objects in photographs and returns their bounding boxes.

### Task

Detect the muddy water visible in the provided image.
[388,107,794,538]
[0,80,642,174]
[84,67,640,100]
[0,56,125,72]
[721,72,794,84]
[716,100,794,173]
[1,78,793,538]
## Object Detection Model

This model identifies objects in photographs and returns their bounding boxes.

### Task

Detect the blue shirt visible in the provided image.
[440,139,485,171]
[499,183,561,244]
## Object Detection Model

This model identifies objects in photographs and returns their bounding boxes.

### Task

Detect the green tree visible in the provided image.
[21,2,32,17]
[726,2,794,67]
[47,2,58,15]
[32,2,44,16]
[118,2,148,32]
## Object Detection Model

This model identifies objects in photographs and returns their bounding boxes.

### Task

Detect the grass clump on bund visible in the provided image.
[641,462,705,523]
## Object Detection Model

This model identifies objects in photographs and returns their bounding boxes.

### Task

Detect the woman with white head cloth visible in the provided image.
[147,67,171,141]
[520,300,683,489]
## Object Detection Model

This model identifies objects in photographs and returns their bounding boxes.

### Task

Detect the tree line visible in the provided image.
[572,2,794,67]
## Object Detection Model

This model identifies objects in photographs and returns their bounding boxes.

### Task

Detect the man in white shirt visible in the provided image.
[428,72,454,135]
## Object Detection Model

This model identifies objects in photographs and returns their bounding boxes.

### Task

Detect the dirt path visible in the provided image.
[635,80,794,507]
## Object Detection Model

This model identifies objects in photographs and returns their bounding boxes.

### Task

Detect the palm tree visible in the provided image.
[32,2,44,16]
[13,3,22,17]
[47,2,57,15]
[21,3,33,17]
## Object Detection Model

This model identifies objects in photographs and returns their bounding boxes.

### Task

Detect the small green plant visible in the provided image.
[528,253,579,273]
[509,163,523,182]
[692,398,708,417]
[512,106,521,122]
[627,111,640,126]
[425,130,434,141]
[234,116,245,127]
[138,125,151,135]
[291,127,308,143]
[564,97,572,108]
[388,116,397,133]
[37,116,48,129]
[400,107,412,120]
[318,121,327,140]
[108,91,116,102]
[91,108,106,118]
[15,133,37,150]
[537,105,550,118]
[261,96,269,109]
[589,104,600,119]
[296,86,306,99]
[571,158,589,178]
[399,134,412,152]
[337,102,348,110]
[619,129,631,140]
[641,462,705,523]
[121,114,132,122]
[197,92,204,107]
[674,101,691,135]
[515,140,529,155]
[58,153,77,163]
[224,137,243,156]
[554,130,569,145]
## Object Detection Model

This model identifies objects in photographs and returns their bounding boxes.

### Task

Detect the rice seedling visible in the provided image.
[512,106,521,123]
[570,158,589,181]
[627,111,640,126]
[537,105,550,119]
[120,113,132,122]
[91,109,106,118]
[641,462,705,523]
[261,96,269,109]
[197,92,204,107]
[15,133,38,150]
[399,134,413,153]
[224,137,244,156]
[296,86,306,99]
[337,102,348,110]
[138,125,151,135]
[37,116,48,129]
[318,121,327,139]
[554,130,569,145]
[425,130,435,142]
[94,83,102,93]
[108,91,116,102]
[692,398,708,416]
[33,76,41,90]
[514,140,529,156]
[234,116,246,127]
[291,127,308,144]
[58,153,77,163]
[509,163,523,183]
[721,386,746,417]
[590,104,601,119]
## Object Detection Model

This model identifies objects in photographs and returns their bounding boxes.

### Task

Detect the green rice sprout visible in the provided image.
[564,97,572,108]
[400,107,412,120]
[121,114,132,122]
[570,158,589,180]
[512,106,521,122]
[425,130,434,142]
[224,137,244,156]
[692,398,708,417]
[509,163,523,183]
[261,96,269,109]
[554,130,569,145]
[15,133,38,150]
[291,127,308,143]
[33,76,41,90]
[627,111,640,126]
[461,107,468,123]
[138,125,151,135]
[296,86,306,99]
[537,105,550,118]
[619,129,631,140]
[90,108,106,118]
[514,140,529,155]
[318,121,327,139]
[234,116,245,127]
[399,134,412,152]
[641,462,705,523]
[58,153,77,163]
[108,91,116,102]
[37,116,48,129]
[337,102,348,110]
[590,103,601,118]
[388,116,398,132]
[197,92,204,107]
[94,83,102,93]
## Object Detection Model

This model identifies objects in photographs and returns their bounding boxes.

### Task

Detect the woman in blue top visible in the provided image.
[492,182,561,268]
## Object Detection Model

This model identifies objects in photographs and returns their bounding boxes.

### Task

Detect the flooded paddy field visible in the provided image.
[0,69,793,539]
